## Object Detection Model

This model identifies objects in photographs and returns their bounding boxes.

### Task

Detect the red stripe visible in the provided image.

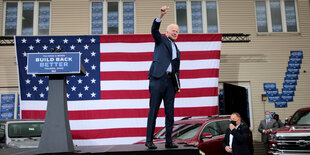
[21,106,218,120]
[101,87,218,99]
[100,34,222,43]
[71,127,163,139]
[100,50,220,62]
[100,69,219,81]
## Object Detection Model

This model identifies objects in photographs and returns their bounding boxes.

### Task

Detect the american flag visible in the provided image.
[15,34,221,146]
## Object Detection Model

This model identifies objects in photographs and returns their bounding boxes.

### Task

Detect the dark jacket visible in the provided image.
[222,124,251,155]
[148,19,180,79]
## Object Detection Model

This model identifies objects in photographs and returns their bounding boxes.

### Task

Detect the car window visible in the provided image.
[201,121,219,136]
[0,124,5,142]
[8,122,44,138]
[201,119,230,137]
[289,110,310,125]
[216,120,230,135]
[154,124,202,140]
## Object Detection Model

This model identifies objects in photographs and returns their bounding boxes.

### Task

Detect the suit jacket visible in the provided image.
[258,118,279,143]
[222,124,251,155]
[148,19,180,81]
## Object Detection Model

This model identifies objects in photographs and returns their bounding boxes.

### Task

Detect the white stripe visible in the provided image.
[100,59,220,71]
[20,97,218,111]
[69,117,184,130]
[100,78,218,90]
[73,137,145,146]
[100,41,221,53]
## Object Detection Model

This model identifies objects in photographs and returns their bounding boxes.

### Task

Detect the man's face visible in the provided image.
[231,114,241,125]
[166,25,179,41]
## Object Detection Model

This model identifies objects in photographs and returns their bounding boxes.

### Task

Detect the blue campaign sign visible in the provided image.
[287,63,300,69]
[264,83,277,91]
[0,94,16,120]
[282,84,296,91]
[290,51,303,58]
[268,95,280,103]
[266,89,279,97]
[274,101,288,108]
[27,52,81,75]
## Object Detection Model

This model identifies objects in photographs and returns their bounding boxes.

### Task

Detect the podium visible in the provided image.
[27,52,85,154]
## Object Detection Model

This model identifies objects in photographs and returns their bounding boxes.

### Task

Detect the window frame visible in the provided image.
[3,1,51,36]
[90,0,135,35]
[175,0,220,34]
[255,0,299,33]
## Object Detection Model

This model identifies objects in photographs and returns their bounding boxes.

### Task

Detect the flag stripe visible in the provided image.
[20,97,218,110]
[100,50,220,62]
[100,69,219,80]
[21,106,218,120]
[100,78,218,90]
[100,34,222,43]
[100,87,218,99]
[73,137,146,146]
[100,42,221,53]
[100,59,220,71]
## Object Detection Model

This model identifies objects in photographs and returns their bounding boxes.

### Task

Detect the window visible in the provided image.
[4,1,51,36]
[91,1,135,34]
[175,0,219,33]
[255,0,298,33]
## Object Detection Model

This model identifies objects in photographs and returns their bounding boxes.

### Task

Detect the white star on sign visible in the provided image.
[29,45,34,50]
[77,38,82,43]
[66,80,70,84]
[63,38,69,44]
[77,79,83,84]
[33,86,38,91]
[78,92,83,98]
[22,38,27,43]
[70,45,76,50]
[67,93,70,99]
[71,86,77,91]
[25,79,31,84]
[38,79,44,84]
[84,44,89,50]
[91,92,96,97]
[91,51,96,57]
[91,78,96,84]
[26,92,32,98]
[84,85,89,91]
[90,38,96,43]
[91,64,96,70]
[32,74,36,77]
[39,93,45,98]
[24,65,28,71]
[43,45,48,50]
[35,38,41,43]
[49,38,55,44]
[23,52,27,57]
[84,58,89,63]
[45,86,49,91]
[85,72,90,77]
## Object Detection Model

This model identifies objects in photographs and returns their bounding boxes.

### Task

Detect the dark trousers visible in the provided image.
[146,73,175,143]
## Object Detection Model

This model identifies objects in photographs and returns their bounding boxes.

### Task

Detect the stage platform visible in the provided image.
[2,144,200,155]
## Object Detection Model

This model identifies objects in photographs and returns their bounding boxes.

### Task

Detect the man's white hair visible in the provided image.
[166,24,179,32]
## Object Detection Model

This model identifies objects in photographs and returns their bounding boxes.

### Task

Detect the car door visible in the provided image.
[197,119,230,155]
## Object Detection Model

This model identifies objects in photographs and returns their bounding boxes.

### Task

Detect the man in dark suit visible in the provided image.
[258,111,279,154]
[222,112,251,155]
[145,6,180,149]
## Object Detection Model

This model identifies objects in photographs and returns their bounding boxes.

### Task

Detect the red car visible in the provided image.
[136,115,253,155]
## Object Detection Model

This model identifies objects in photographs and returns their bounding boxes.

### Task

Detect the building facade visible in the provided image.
[0,0,309,142]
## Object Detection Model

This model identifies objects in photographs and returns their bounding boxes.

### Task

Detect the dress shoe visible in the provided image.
[145,142,157,149]
[165,142,178,148]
